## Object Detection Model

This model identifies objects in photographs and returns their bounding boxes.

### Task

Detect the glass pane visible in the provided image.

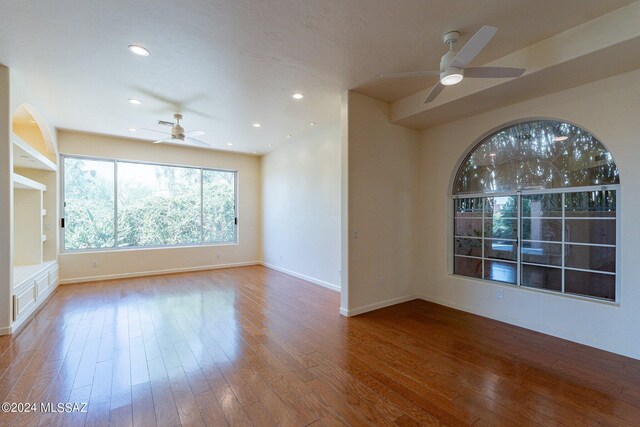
[522,193,562,217]
[483,260,516,284]
[454,238,482,257]
[455,198,484,217]
[454,218,482,237]
[485,196,517,218]
[521,241,562,266]
[522,218,562,241]
[565,191,616,217]
[117,162,201,247]
[522,264,562,291]
[484,240,517,261]
[565,245,615,273]
[453,120,619,195]
[565,270,615,300]
[64,157,115,250]
[565,219,615,245]
[203,170,236,243]
[454,256,482,279]
[484,218,517,239]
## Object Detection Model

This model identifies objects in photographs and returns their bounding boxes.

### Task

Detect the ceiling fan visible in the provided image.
[145,113,210,147]
[381,26,526,103]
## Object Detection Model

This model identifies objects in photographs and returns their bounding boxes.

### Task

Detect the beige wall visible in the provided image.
[0,65,12,332]
[419,68,640,359]
[58,130,261,282]
[343,91,421,315]
[261,121,341,290]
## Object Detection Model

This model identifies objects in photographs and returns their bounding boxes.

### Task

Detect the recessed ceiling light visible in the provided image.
[554,136,569,142]
[286,134,292,138]
[268,144,273,147]
[128,128,137,132]
[128,98,142,105]
[252,123,262,128]
[128,45,150,56]
[227,142,233,146]
[292,93,304,100]
[309,122,316,126]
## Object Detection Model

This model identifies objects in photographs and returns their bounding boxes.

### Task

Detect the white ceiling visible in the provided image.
[0,0,634,154]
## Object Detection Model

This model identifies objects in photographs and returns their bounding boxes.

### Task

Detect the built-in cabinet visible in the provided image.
[11,132,59,329]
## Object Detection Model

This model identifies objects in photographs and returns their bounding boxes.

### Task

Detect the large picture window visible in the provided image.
[453,120,619,302]
[62,156,237,251]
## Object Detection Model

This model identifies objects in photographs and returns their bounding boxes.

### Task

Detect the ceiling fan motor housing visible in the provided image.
[172,113,185,140]
[440,50,463,85]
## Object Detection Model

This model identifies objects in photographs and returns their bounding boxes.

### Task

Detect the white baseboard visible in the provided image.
[260,262,341,292]
[341,294,419,317]
[59,261,261,285]
[0,326,11,335]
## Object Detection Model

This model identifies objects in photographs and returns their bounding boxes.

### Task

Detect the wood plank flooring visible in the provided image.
[0,265,639,426]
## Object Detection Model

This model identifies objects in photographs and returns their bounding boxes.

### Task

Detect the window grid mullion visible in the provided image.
[517,193,521,287]
[200,169,204,245]
[114,160,118,249]
[561,192,566,294]
[481,198,485,280]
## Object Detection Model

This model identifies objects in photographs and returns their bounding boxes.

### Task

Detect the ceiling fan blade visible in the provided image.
[141,128,172,136]
[185,137,211,147]
[425,82,445,103]
[380,71,440,79]
[153,137,173,144]
[186,130,206,137]
[451,26,498,68]
[464,66,526,78]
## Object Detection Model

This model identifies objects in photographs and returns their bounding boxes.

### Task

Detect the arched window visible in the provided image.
[453,120,619,302]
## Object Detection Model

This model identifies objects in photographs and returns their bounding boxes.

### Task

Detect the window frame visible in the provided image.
[60,154,239,253]
[452,184,621,305]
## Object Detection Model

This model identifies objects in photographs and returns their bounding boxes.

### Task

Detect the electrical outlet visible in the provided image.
[280,255,283,261]
[92,261,98,268]
[497,289,504,300]
[379,276,384,286]
[216,252,221,258]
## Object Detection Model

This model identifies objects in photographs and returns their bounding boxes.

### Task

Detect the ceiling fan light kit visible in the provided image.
[381,26,526,103]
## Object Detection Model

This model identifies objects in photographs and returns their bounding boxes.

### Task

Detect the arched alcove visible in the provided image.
[12,104,58,162]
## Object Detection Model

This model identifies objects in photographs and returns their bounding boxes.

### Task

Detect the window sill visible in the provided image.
[449,273,620,307]
[60,241,239,255]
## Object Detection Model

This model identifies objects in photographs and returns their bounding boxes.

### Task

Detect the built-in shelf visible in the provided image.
[13,173,47,191]
[12,133,57,172]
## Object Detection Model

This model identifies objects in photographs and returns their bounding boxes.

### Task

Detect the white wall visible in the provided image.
[419,68,640,359]
[58,130,261,282]
[343,91,421,315]
[261,122,341,290]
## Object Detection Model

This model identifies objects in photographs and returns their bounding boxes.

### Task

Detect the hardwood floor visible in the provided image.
[1,265,639,426]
